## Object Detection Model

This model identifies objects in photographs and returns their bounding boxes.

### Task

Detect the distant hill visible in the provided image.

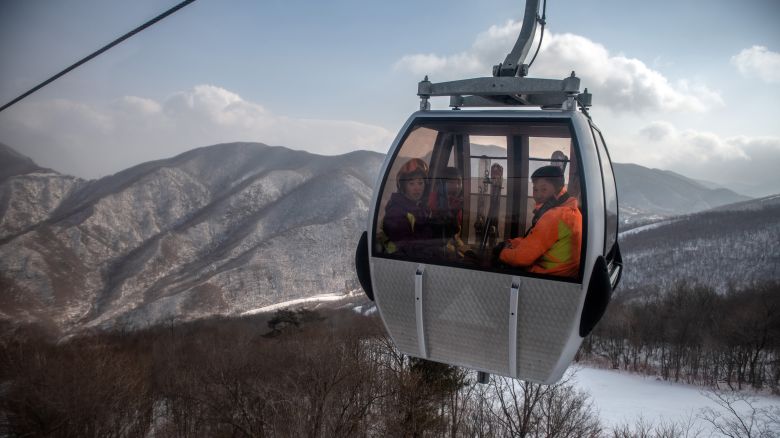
[618,196,780,295]
[0,143,384,332]
[467,147,748,224]
[0,142,46,184]
[0,144,85,240]
[612,163,750,225]
[709,193,780,212]
[0,143,772,332]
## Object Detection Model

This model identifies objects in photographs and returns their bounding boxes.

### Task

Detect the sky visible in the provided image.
[0,0,779,196]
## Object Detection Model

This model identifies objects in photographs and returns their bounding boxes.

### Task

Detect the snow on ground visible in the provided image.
[239,293,780,433]
[352,304,378,316]
[240,291,360,315]
[619,218,679,237]
[571,366,780,433]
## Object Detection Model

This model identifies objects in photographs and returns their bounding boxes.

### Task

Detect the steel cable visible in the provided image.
[0,0,197,113]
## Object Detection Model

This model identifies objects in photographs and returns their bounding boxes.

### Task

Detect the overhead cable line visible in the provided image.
[0,0,197,113]
[526,0,547,70]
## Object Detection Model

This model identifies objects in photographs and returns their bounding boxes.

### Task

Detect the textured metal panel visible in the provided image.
[516,278,582,382]
[374,257,584,381]
[372,258,419,355]
[422,265,513,375]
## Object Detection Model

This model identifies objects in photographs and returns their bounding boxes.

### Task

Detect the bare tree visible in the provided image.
[610,413,704,438]
[488,373,601,438]
[699,390,780,438]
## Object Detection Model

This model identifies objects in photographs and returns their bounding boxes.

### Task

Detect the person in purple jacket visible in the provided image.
[381,158,436,258]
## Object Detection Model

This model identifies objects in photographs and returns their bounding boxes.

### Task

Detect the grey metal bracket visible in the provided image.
[415,264,427,358]
[508,278,521,378]
[493,0,541,77]
[418,72,589,109]
[412,0,595,111]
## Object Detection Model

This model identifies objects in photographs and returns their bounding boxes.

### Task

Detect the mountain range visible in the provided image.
[464,143,749,225]
[0,142,382,331]
[618,194,780,294]
[613,163,750,225]
[0,142,771,332]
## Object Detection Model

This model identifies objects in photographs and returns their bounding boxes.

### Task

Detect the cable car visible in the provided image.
[355,0,622,384]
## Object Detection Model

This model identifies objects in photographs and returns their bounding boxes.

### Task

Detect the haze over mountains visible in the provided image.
[0,142,774,332]
[614,163,749,224]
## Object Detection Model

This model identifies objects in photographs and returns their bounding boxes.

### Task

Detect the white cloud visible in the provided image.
[393,20,517,79]
[731,46,780,83]
[638,121,749,162]
[394,53,482,77]
[394,20,723,113]
[639,120,675,142]
[631,121,780,196]
[114,96,162,115]
[0,85,394,179]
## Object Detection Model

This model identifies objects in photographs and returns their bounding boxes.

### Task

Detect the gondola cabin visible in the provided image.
[356,107,622,383]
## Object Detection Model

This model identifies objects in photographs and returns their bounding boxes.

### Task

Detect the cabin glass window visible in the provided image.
[592,126,618,255]
[374,119,585,282]
[527,136,575,233]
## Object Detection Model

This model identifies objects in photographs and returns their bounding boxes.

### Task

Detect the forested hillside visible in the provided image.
[3,301,777,437]
[1,142,766,333]
[0,143,383,331]
[1,309,605,437]
[618,202,780,293]
[584,281,780,391]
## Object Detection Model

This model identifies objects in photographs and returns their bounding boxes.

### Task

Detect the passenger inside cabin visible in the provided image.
[381,158,435,258]
[551,150,568,172]
[428,167,473,260]
[497,165,582,278]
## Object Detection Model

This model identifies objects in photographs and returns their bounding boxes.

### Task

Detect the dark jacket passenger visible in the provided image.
[383,192,434,258]
[428,182,470,258]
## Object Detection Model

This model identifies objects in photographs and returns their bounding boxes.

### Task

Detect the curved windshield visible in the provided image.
[373,119,586,281]
[591,126,618,256]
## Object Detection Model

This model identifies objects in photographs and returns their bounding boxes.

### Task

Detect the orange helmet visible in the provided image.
[396,158,429,191]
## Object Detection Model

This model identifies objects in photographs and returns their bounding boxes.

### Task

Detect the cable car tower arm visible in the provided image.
[494,0,541,77]
[417,0,591,111]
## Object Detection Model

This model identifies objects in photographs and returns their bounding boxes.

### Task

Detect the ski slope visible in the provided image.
[572,366,780,434]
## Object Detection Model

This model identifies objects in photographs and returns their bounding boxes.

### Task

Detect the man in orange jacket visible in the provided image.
[498,165,582,278]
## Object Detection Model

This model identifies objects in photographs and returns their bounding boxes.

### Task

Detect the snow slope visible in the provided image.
[572,366,780,434]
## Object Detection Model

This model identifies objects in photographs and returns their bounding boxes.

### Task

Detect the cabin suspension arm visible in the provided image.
[493,0,541,77]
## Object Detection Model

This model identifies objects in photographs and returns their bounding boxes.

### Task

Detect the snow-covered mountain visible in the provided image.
[1,142,46,182]
[0,143,770,332]
[613,163,749,225]
[618,195,780,295]
[0,143,87,240]
[0,143,383,331]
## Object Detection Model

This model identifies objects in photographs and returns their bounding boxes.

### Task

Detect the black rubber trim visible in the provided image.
[355,231,374,301]
[579,255,612,337]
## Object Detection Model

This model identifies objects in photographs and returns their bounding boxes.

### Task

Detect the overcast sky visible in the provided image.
[1,0,778,196]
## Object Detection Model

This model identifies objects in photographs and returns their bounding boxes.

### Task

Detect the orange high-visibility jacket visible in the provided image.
[499,191,582,278]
